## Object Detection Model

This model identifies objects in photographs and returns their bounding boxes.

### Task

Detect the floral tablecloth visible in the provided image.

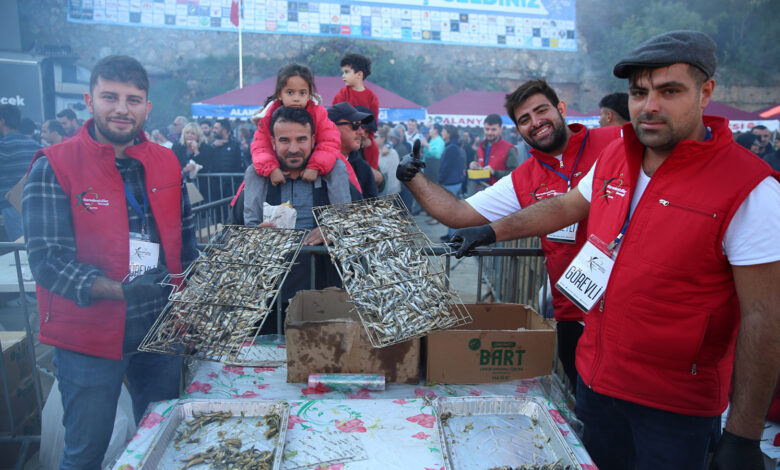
[110,339,780,470]
[112,343,596,470]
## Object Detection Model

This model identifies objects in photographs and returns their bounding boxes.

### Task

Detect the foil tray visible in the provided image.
[137,399,290,469]
[433,397,581,470]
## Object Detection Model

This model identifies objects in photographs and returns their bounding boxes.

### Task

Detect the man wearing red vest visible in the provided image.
[469,113,519,186]
[396,80,621,393]
[22,55,198,469]
[451,31,780,470]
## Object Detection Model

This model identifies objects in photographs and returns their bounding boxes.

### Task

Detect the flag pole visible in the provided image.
[238,6,243,89]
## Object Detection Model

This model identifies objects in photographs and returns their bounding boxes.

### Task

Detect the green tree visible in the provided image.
[147,54,283,131]
[578,0,779,86]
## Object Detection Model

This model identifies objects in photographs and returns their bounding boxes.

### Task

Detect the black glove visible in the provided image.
[711,430,765,470]
[122,267,172,306]
[396,139,425,182]
[450,224,496,258]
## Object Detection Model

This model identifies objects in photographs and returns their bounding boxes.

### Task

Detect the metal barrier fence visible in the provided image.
[189,172,243,243]
[191,196,234,243]
[192,172,244,204]
[482,237,547,306]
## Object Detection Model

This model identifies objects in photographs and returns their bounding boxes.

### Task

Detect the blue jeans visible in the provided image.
[2,206,23,241]
[53,310,181,470]
[576,377,720,470]
[443,183,462,237]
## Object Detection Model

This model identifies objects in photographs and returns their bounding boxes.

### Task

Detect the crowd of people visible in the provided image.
[0,29,778,470]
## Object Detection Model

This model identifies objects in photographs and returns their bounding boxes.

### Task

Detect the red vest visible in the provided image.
[512,124,621,322]
[477,138,513,185]
[32,119,184,360]
[577,116,778,416]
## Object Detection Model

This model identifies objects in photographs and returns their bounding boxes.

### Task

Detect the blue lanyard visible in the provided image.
[536,130,589,191]
[483,142,491,166]
[607,218,630,252]
[123,183,149,235]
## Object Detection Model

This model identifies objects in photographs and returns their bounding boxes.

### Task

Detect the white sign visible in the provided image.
[555,238,613,312]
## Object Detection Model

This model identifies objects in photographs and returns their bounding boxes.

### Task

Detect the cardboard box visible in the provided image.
[426,303,556,384]
[286,288,420,384]
[0,332,33,395]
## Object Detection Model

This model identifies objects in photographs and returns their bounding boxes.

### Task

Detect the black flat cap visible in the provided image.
[613,30,717,79]
[327,102,374,125]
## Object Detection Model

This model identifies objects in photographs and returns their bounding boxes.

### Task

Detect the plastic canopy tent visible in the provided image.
[191,76,425,122]
[703,101,778,133]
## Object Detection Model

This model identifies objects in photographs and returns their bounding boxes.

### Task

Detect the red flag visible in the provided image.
[230,0,240,27]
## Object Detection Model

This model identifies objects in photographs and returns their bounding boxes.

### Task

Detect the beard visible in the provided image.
[279,152,310,171]
[523,113,568,154]
[94,115,143,145]
[632,111,699,153]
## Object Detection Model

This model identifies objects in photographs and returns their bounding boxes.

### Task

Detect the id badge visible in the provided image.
[555,235,614,313]
[128,232,160,281]
[546,222,578,244]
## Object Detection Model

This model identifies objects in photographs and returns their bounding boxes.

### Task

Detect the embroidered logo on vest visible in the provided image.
[598,173,626,201]
[530,183,558,202]
[75,187,109,214]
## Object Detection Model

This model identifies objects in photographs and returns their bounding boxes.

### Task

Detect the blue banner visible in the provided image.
[68,0,576,51]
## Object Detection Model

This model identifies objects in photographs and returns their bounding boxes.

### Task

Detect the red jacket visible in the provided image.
[251,100,362,192]
[512,124,621,322]
[577,116,778,416]
[478,138,513,185]
[33,120,184,360]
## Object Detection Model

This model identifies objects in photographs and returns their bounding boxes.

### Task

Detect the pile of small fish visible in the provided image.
[172,411,282,470]
[488,464,571,470]
[180,444,273,470]
[138,226,307,363]
[313,195,471,347]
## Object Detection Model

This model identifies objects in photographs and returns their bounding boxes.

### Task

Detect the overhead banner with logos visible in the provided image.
[68,0,577,51]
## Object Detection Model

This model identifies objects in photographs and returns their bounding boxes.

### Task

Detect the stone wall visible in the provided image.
[16,0,779,112]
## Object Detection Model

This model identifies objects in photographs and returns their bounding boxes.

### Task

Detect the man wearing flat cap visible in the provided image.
[450,30,780,470]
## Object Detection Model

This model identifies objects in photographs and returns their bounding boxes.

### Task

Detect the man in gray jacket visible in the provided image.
[243,106,351,332]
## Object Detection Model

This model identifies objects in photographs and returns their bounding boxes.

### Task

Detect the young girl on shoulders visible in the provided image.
[251,63,362,194]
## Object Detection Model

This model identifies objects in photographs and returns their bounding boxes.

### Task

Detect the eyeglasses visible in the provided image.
[336,121,362,130]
